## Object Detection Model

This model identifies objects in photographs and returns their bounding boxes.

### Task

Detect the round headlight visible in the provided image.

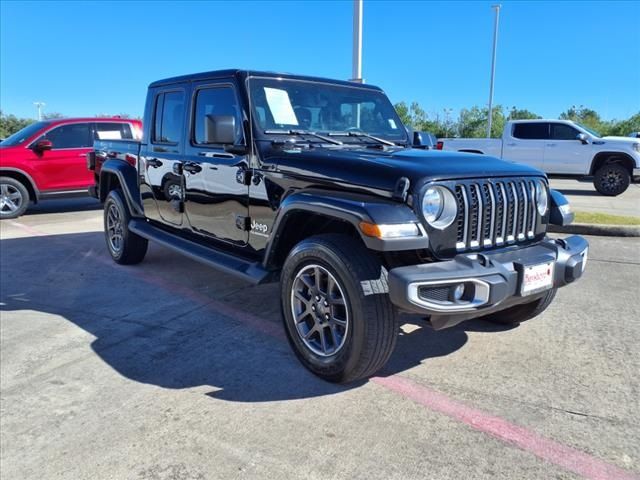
[535,180,548,216]
[422,186,457,229]
[422,187,443,223]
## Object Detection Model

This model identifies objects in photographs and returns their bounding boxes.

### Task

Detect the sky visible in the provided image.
[1,0,639,122]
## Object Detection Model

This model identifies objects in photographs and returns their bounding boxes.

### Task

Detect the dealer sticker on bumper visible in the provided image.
[521,261,555,296]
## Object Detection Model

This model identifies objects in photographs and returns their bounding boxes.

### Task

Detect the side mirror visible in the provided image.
[412,131,434,149]
[204,115,236,145]
[576,133,589,145]
[32,139,53,152]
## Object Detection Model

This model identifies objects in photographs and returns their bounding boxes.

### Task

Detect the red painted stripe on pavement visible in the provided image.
[6,221,639,479]
[373,375,639,480]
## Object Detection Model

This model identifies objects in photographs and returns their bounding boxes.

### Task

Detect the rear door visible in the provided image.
[31,122,93,191]
[545,122,587,174]
[183,80,249,245]
[502,122,548,170]
[139,87,188,227]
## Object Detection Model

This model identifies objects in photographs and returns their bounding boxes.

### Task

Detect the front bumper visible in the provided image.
[388,235,588,330]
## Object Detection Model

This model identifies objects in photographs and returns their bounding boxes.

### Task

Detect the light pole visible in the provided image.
[351,0,363,83]
[486,4,501,138]
[33,102,46,121]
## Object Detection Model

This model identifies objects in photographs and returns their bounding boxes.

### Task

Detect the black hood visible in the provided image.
[265,145,544,194]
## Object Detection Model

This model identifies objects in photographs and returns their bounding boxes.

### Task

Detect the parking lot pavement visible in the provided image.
[549,178,640,218]
[1,204,639,480]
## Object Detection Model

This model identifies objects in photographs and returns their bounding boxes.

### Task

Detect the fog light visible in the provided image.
[452,283,465,301]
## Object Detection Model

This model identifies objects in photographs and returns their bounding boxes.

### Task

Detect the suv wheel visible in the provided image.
[593,164,630,196]
[482,288,557,325]
[104,189,148,265]
[281,234,398,383]
[0,177,29,219]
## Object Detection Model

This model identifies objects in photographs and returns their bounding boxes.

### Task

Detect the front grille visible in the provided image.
[454,179,539,252]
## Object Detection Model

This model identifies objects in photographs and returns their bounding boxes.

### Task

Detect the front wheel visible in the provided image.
[104,189,148,265]
[593,164,630,196]
[0,177,29,219]
[281,234,399,383]
[482,288,557,325]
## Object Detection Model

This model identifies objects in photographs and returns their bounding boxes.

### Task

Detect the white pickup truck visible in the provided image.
[438,119,640,196]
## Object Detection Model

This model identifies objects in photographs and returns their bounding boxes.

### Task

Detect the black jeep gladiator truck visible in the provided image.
[88,69,588,383]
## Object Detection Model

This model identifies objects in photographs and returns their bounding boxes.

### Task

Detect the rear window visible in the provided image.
[153,91,185,144]
[512,123,549,140]
[95,122,134,140]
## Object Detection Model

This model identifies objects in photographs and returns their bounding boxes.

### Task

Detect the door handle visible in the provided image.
[546,143,557,147]
[506,143,516,147]
[183,162,202,174]
[147,158,163,167]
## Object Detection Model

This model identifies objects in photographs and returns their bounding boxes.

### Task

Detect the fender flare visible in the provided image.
[263,189,429,267]
[0,167,40,201]
[99,160,144,217]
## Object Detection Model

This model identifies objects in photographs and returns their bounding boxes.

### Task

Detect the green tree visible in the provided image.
[457,105,505,138]
[507,107,540,120]
[42,112,64,120]
[0,111,35,139]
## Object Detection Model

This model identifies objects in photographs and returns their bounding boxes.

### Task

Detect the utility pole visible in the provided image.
[486,4,501,138]
[33,102,46,121]
[351,0,363,83]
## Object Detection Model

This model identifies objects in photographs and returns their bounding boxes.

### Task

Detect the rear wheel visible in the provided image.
[482,288,557,325]
[593,163,630,196]
[281,234,398,383]
[104,189,148,265]
[0,177,29,219]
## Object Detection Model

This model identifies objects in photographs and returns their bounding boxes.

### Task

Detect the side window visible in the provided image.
[193,86,241,145]
[512,123,549,140]
[153,91,185,144]
[550,123,579,140]
[95,122,133,140]
[43,123,92,149]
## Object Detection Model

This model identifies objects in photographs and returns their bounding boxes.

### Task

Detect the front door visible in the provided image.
[502,122,548,170]
[545,123,587,175]
[183,81,249,245]
[139,88,188,227]
[30,122,93,191]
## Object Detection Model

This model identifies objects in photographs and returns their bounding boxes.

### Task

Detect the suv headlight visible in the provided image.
[535,180,548,216]
[632,142,640,152]
[422,186,457,229]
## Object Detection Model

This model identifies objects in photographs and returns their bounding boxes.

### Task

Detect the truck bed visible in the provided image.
[439,138,503,157]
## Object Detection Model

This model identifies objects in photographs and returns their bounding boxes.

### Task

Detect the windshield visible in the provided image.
[248,78,408,144]
[0,121,50,147]
[575,122,602,138]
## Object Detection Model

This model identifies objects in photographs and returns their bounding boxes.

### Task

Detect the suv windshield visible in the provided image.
[248,78,408,145]
[0,121,50,147]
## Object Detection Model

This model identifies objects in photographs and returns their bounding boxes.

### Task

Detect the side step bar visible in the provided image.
[129,219,271,285]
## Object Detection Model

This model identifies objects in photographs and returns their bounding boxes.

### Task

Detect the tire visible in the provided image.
[0,177,30,219]
[104,189,148,265]
[482,288,557,325]
[281,234,398,383]
[593,163,630,196]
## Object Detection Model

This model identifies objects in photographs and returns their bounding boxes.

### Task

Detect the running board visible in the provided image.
[129,219,271,285]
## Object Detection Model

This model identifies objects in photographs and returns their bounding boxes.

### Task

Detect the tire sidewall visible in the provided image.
[594,164,629,196]
[281,240,370,380]
[104,189,130,262]
[0,177,29,219]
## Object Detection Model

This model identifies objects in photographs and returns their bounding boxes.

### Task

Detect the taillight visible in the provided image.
[436,141,444,150]
[125,154,137,166]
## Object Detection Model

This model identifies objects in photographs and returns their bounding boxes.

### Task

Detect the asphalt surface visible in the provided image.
[549,178,640,218]
[1,199,639,480]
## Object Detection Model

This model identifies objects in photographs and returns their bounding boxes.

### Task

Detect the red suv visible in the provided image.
[0,117,142,219]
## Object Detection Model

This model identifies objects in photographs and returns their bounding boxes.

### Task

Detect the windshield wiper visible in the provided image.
[327,131,397,147]
[265,129,343,145]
